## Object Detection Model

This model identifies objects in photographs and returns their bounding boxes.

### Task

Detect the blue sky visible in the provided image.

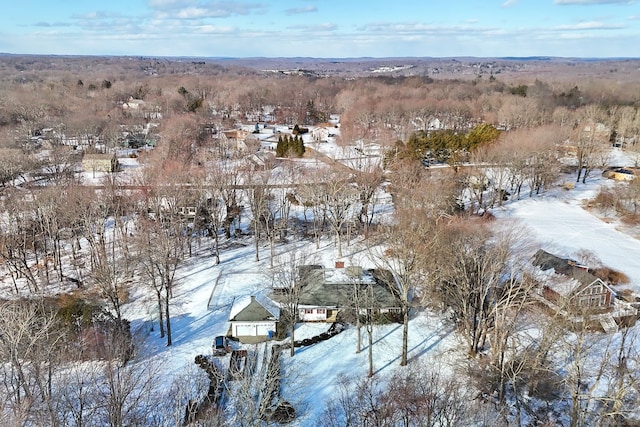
[0,0,638,58]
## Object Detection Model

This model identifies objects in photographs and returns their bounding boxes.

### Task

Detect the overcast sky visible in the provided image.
[0,0,638,58]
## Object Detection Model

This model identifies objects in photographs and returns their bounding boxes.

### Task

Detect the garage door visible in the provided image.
[255,323,273,336]
[235,324,255,336]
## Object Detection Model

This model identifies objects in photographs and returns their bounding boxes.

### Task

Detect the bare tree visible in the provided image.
[435,221,500,356]
[372,160,456,367]
[135,169,190,346]
[244,169,272,263]
[297,169,329,248]
[0,299,62,425]
[53,363,103,427]
[434,220,535,365]
[218,159,243,239]
[371,209,436,367]
[0,189,41,293]
[348,155,384,237]
[349,267,381,377]
[269,251,313,357]
[575,106,608,184]
[0,147,34,187]
[201,158,231,264]
[99,357,163,427]
[322,168,358,259]
[41,145,80,186]
[323,366,492,427]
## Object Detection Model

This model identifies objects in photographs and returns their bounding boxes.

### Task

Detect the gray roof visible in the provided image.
[229,295,279,322]
[532,249,600,287]
[278,266,400,308]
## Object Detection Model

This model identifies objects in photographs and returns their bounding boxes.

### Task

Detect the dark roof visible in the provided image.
[532,249,600,287]
[230,296,279,322]
[278,266,400,308]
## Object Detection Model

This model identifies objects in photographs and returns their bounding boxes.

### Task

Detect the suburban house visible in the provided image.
[82,152,119,176]
[272,264,401,323]
[222,129,250,151]
[533,249,614,313]
[532,249,637,332]
[311,126,332,142]
[228,295,279,342]
[121,97,162,119]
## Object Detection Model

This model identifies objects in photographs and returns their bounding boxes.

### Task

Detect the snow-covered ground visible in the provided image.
[495,169,640,293]
[8,135,640,424]
[106,142,640,424]
[122,233,462,424]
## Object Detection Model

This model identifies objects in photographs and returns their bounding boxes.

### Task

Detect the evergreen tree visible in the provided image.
[276,135,284,157]
[466,123,501,150]
[285,135,291,156]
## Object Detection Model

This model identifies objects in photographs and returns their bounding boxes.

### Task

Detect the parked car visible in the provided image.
[213,335,231,356]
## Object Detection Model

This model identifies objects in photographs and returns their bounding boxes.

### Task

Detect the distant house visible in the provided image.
[532,249,637,332]
[272,264,401,323]
[122,97,146,110]
[82,153,119,176]
[311,126,330,143]
[582,121,610,139]
[228,295,279,341]
[121,97,162,119]
[427,118,442,130]
[221,129,251,152]
[177,205,198,219]
[532,249,614,313]
[603,167,640,181]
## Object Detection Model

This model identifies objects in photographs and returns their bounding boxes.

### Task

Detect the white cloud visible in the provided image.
[502,0,518,7]
[176,7,223,19]
[195,24,237,34]
[34,22,71,27]
[148,1,267,16]
[554,21,626,29]
[147,0,198,9]
[285,6,318,15]
[285,23,337,31]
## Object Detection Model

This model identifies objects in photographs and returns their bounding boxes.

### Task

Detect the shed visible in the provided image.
[82,152,119,175]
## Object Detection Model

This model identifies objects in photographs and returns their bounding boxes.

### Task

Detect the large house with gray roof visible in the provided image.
[532,249,637,332]
[532,249,615,313]
[272,264,402,323]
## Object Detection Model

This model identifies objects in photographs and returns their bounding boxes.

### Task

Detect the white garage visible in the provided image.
[229,295,279,341]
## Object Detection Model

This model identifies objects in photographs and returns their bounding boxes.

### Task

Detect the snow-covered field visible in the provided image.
[495,166,640,293]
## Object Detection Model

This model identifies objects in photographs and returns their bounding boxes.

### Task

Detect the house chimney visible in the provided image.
[335,260,344,269]
[250,295,256,302]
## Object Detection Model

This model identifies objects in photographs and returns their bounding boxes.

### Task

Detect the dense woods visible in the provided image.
[1,55,640,425]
